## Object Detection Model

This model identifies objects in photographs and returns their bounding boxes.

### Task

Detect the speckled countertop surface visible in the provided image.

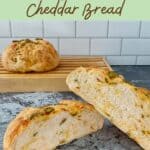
[0,66,150,150]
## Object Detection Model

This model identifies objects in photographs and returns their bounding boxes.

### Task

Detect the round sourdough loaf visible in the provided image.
[2,38,60,72]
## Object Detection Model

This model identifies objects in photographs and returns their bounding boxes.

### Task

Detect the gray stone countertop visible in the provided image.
[0,66,150,150]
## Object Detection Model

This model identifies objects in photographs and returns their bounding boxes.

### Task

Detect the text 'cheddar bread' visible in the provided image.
[66,67,150,150]
[2,38,60,73]
[3,100,103,150]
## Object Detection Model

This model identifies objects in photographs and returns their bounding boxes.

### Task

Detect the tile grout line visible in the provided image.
[42,20,44,38]
[135,56,138,65]
[58,38,60,53]
[105,55,138,57]
[139,21,142,38]
[89,38,91,55]
[9,20,12,38]
[107,20,109,38]
[75,21,77,38]
[120,38,123,56]
[107,55,150,57]
[0,36,150,39]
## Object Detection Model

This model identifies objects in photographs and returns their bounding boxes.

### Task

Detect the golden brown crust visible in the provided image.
[3,100,99,150]
[2,38,60,73]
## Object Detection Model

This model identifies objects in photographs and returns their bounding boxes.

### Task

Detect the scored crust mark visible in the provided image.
[66,67,150,150]
[3,100,104,150]
[2,38,60,73]
[107,71,119,79]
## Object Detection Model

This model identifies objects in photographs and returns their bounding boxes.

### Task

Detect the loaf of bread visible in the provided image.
[66,67,150,150]
[2,38,60,72]
[3,100,103,150]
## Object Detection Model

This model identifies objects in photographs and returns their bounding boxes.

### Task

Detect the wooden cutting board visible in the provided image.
[0,56,112,92]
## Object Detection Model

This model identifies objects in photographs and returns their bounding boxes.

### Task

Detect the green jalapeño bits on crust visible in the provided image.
[105,78,109,83]
[29,107,55,120]
[12,40,19,43]
[70,111,78,116]
[13,39,32,43]
[44,107,55,114]
[2,38,60,73]
[145,93,150,98]
[24,39,32,43]
[35,38,43,40]
[108,71,119,79]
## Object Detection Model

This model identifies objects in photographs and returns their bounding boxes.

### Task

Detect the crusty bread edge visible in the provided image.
[3,100,104,150]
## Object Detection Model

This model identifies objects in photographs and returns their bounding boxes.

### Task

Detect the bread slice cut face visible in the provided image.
[66,67,150,150]
[3,100,103,150]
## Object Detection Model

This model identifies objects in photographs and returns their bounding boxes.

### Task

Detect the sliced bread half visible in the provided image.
[66,67,150,150]
[3,100,103,150]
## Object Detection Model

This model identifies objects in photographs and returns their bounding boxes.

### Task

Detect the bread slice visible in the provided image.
[66,67,150,150]
[3,100,103,150]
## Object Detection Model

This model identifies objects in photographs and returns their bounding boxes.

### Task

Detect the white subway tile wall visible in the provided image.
[140,21,150,38]
[0,20,149,65]
[137,56,150,65]
[0,21,10,37]
[44,21,75,37]
[91,39,121,55]
[108,21,140,38]
[76,21,108,37]
[11,21,43,37]
[122,39,150,55]
[60,39,89,55]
